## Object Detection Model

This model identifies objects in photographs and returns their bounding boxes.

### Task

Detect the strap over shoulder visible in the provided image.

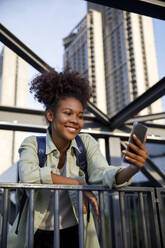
[75,135,88,183]
[36,136,47,168]
[36,135,88,182]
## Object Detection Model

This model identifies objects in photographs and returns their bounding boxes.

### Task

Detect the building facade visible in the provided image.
[63,10,107,114]
[0,46,29,177]
[63,2,163,118]
[100,6,163,116]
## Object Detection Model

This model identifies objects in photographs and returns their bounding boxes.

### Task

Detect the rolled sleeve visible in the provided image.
[40,166,53,184]
[18,136,53,184]
[103,167,132,188]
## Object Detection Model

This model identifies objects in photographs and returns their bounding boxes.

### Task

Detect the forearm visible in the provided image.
[115,165,140,185]
[51,172,84,185]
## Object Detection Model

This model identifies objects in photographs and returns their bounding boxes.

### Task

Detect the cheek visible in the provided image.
[80,119,84,128]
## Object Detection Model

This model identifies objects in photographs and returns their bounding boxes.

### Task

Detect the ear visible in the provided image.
[46,109,54,122]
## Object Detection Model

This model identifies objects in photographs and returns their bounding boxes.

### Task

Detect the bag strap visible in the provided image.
[36,136,47,168]
[37,135,89,182]
[36,135,89,184]
[74,135,89,184]
[16,134,89,234]
[36,135,90,221]
[75,135,90,222]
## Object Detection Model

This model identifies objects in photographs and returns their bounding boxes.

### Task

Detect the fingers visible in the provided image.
[123,151,147,168]
[122,134,148,168]
[132,134,148,152]
[83,196,87,214]
[125,141,148,157]
[143,135,147,145]
[83,191,100,223]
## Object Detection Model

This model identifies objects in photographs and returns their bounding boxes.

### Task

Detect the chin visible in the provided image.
[67,133,79,141]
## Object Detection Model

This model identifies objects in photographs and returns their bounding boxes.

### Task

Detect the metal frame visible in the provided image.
[86,0,165,20]
[0,4,165,187]
[126,112,165,124]
[109,77,165,129]
[0,184,164,248]
[0,23,110,126]
[0,3,165,248]
[1,23,165,130]
[0,24,51,73]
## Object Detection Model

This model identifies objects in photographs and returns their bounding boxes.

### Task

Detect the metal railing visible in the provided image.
[0,183,165,248]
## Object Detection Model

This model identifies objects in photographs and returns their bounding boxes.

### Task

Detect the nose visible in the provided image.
[70,114,78,124]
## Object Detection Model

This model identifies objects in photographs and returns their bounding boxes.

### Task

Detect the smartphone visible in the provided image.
[123,122,147,162]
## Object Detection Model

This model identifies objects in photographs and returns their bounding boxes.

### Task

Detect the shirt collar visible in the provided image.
[46,130,81,154]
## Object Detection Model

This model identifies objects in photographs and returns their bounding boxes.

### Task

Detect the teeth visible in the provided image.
[67,127,76,131]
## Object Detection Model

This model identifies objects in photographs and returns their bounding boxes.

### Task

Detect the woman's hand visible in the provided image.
[78,180,100,222]
[122,134,148,168]
[83,190,100,223]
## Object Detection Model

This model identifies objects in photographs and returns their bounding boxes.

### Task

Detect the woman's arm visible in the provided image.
[115,134,148,185]
[51,173,100,220]
[51,172,84,185]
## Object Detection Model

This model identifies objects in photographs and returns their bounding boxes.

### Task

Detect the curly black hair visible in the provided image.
[30,68,91,112]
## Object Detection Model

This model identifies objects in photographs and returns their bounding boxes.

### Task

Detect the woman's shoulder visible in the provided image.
[21,135,37,143]
[19,135,38,148]
[78,133,98,147]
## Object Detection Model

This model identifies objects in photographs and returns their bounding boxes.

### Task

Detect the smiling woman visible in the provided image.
[46,97,84,146]
[7,68,148,248]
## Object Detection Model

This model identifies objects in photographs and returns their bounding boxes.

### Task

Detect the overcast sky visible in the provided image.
[0,0,164,110]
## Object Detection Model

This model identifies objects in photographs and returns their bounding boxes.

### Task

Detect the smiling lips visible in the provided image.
[65,126,79,133]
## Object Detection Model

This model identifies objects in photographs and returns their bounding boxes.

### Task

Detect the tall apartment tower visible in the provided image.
[63,10,107,113]
[0,46,28,177]
[64,2,163,117]
[89,2,163,116]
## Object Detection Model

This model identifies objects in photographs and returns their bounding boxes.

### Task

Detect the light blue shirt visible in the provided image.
[8,131,131,248]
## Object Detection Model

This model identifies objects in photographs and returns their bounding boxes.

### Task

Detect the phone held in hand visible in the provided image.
[123,122,147,162]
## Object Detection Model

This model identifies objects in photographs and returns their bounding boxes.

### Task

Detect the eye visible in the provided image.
[63,111,71,116]
[79,115,84,120]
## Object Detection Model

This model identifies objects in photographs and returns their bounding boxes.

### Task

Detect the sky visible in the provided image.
[0,0,165,110]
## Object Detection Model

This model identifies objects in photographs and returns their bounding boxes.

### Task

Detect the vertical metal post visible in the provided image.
[112,192,123,248]
[78,190,84,248]
[99,191,106,248]
[54,190,60,248]
[108,193,115,248]
[119,192,128,248]
[1,188,9,248]
[147,190,161,247]
[127,196,133,248]
[133,196,140,248]
[28,189,34,248]
[138,192,148,248]
[156,188,165,247]
[105,138,110,164]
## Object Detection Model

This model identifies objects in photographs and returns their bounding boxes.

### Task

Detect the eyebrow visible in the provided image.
[62,108,84,113]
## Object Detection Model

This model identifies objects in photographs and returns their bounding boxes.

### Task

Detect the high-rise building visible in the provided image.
[0,46,29,177]
[63,10,107,114]
[63,2,163,117]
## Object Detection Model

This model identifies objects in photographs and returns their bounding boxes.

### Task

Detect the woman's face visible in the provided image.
[46,97,84,142]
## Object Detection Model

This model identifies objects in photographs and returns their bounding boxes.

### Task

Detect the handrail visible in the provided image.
[0,184,165,248]
[0,183,162,191]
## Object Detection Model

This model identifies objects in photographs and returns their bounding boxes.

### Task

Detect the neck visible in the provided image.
[55,140,70,153]
[51,133,70,153]
[49,126,71,153]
